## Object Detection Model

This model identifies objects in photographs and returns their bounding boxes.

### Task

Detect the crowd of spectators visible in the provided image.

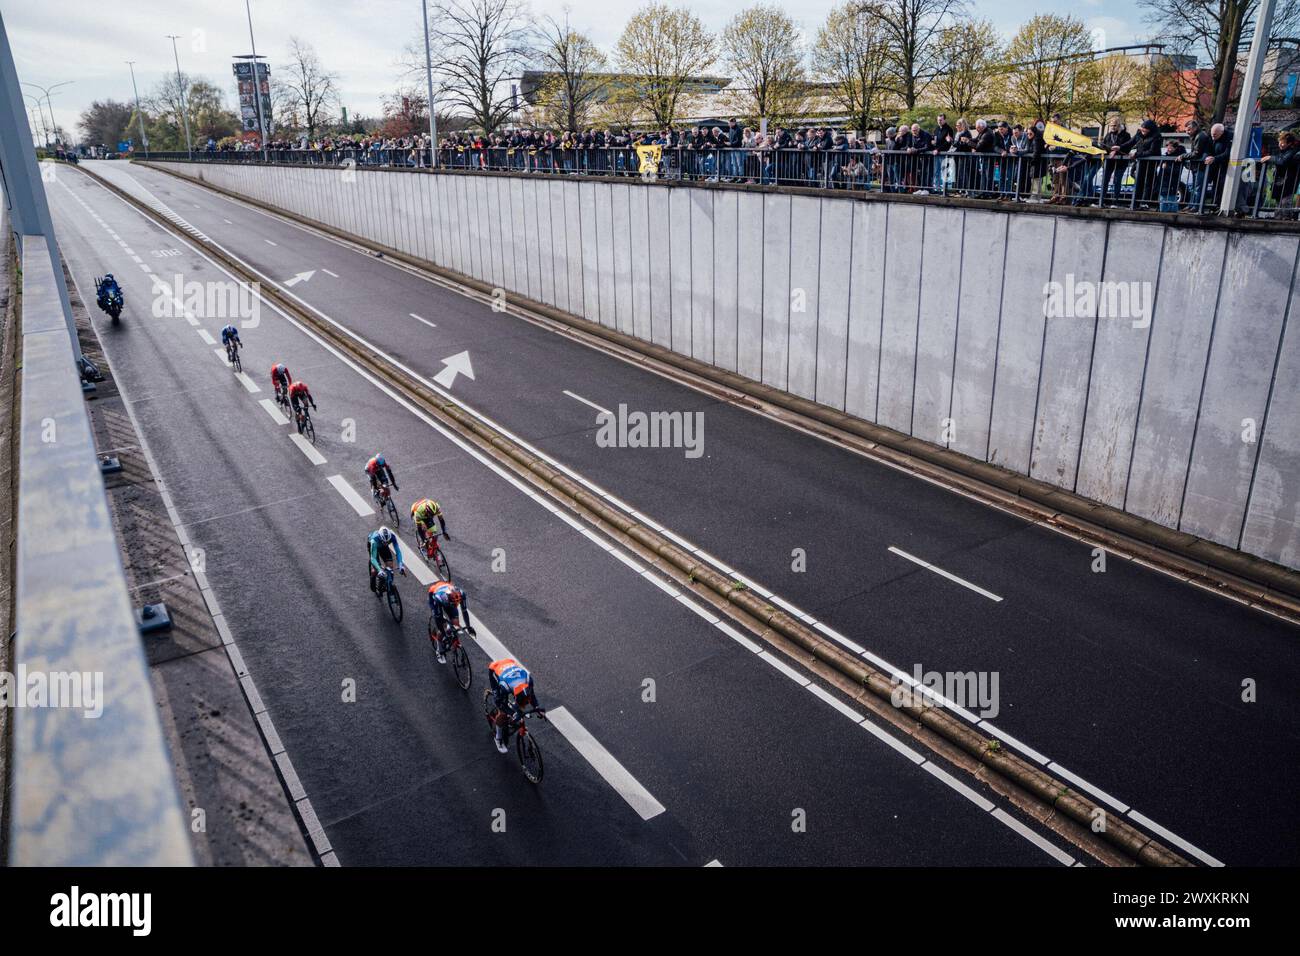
[200,113,1300,218]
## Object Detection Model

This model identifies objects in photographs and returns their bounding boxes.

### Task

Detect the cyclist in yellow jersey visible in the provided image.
[410,497,449,545]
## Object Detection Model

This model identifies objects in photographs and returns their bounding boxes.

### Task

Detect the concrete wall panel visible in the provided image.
[713,191,740,372]
[845,202,888,422]
[690,190,715,363]
[876,203,926,434]
[787,196,822,401]
[761,193,792,390]
[912,206,965,444]
[814,198,853,410]
[735,191,765,380]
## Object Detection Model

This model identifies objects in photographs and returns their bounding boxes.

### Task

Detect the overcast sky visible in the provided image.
[7,0,1149,140]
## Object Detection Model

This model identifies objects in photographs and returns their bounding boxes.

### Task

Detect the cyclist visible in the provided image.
[220,324,242,362]
[270,363,292,404]
[367,526,405,594]
[365,455,398,495]
[288,379,316,422]
[411,497,449,546]
[487,658,542,753]
[427,579,475,663]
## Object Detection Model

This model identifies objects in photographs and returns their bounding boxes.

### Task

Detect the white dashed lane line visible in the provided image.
[197,329,216,345]
[235,371,260,394]
[290,433,326,465]
[886,546,1003,602]
[259,398,290,425]
[322,268,339,278]
[563,389,613,417]
[326,475,374,517]
[409,313,436,328]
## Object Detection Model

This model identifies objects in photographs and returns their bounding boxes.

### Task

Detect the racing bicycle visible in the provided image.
[483,691,546,784]
[374,565,404,623]
[429,616,473,690]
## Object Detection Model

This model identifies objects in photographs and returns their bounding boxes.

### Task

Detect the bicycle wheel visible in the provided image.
[304,416,316,444]
[451,640,471,690]
[434,546,451,581]
[233,350,242,374]
[387,582,403,622]
[517,730,544,784]
[384,497,399,525]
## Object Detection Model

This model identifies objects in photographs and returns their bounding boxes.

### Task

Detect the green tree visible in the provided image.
[720,5,808,126]
[615,3,716,127]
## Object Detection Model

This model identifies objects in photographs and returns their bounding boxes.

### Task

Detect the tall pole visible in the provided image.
[126,60,150,153]
[24,93,47,145]
[1220,0,1277,214]
[22,80,70,145]
[421,0,438,168]
[166,34,194,155]
[245,0,268,160]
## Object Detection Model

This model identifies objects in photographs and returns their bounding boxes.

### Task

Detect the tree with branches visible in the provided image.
[813,2,893,137]
[1003,14,1095,122]
[277,36,340,141]
[719,5,808,126]
[931,17,1002,117]
[614,3,716,127]
[420,0,535,134]
[533,13,609,131]
[876,0,966,110]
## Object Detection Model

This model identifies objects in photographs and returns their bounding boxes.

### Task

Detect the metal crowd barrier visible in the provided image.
[142,146,1293,219]
[8,235,192,865]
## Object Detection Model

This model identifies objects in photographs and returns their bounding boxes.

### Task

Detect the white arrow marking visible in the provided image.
[283,270,316,287]
[432,351,475,390]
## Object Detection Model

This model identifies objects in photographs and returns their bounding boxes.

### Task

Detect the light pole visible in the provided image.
[1220,0,1278,214]
[126,60,150,153]
[165,34,194,155]
[421,0,438,167]
[244,0,268,160]
[24,93,48,145]
[22,79,70,145]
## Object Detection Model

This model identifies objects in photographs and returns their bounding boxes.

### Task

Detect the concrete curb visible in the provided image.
[136,159,1300,615]
[105,161,1196,866]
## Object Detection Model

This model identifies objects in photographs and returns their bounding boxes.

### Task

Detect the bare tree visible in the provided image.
[931,17,1002,117]
[720,5,808,126]
[876,0,966,110]
[420,0,535,134]
[278,36,340,141]
[534,12,609,131]
[615,3,716,127]
[1077,52,1150,128]
[78,100,134,147]
[813,2,893,137]
[1141,0,1300,124]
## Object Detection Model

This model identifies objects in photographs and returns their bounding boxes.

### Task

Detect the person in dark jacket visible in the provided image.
[932,114,955,190]
[1205,123,1233,202]
[1101,117,1132,203]
[907,123,933,191]
[1262,130,1300,219]
[1182,119,1213,206]
[1129,119,1163,207]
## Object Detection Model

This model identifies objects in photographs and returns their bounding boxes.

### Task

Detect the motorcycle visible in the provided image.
[94,276,124,324]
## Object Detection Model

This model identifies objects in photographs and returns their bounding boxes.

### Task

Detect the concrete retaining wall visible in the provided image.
[152,161,1300,570]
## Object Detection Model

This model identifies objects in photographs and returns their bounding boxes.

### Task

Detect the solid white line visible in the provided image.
[806,683,864,723]
[887,546,1003,602]
[991,808,1075,866]
[235,371,261,394]
[322,268,339,277]
[545,706,666,821]
[714,620,762,653]
[259,398,290,425]
[563,389,613,417]
[326,475,374,516]
[290,433,326,465]
[402,546,437,587]
[758,651,810,687]
[409,313,437,328]
[1127,811,1224,867]
[859,719,926,765]
[1047,762,1130,813]
[704,859,723,867]
[197,329,216,345]
[978,722,1050,765]
[923,762,995,813]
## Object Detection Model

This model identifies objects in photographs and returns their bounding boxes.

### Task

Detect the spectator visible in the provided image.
[1205,122,1233,203]
[1261,130,1300,219]
[1101,117,1132,204]
[1129,119,1163,208]
[1183,119,1213,207]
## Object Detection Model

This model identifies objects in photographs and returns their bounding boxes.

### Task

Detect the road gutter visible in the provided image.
[84,161,1198,867]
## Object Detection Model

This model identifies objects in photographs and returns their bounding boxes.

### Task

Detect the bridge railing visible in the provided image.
[139,146,1295,220]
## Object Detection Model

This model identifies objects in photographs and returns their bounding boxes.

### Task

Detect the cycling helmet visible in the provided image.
[375,455,386,467]
[378,527,394,545]
[447,587,462,605]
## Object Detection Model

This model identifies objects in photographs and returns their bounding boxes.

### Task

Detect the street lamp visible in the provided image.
[421,0,438,167]
[22,79,71,145]
[126,60,150,153]
[244,0,268,160]
[165,34,194,155]
[24,96,47,145]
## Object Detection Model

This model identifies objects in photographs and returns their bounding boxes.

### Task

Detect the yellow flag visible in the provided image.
[635,144,662,173]
[1043,122,1103,156]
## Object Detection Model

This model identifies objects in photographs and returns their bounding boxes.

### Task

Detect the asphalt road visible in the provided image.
[43,163,1085,867]
[54,159,1300,865]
